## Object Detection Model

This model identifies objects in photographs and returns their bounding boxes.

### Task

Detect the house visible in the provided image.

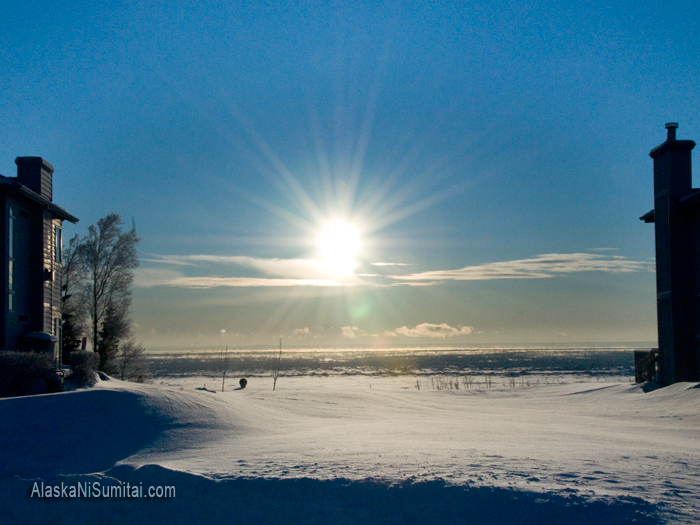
[0,157,78,369]
[640,123,700,386]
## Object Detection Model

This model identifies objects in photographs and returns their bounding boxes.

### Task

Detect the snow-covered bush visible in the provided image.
[69,351,98,387]
[0,351,59,397]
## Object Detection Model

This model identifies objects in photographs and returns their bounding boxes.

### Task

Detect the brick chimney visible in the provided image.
[15,157,54,201]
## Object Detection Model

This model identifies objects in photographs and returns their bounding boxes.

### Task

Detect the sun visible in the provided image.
[317,221,360,263]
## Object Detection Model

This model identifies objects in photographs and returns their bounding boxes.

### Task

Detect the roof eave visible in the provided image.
[1,178,79,223]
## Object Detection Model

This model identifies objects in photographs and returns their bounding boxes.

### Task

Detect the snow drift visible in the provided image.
[1,375,698,524]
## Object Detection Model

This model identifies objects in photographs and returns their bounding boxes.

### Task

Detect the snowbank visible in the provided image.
[1,375,698,524]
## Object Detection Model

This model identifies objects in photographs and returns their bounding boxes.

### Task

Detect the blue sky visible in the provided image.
[2,0,699,349]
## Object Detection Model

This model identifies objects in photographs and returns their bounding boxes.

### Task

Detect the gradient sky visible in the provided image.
[2,0,699,349]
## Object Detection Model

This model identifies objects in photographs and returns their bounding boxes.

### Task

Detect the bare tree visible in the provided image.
[273,338,282,391]
[219,346,230,392]
[114,340,148,382]
[79,214,139,371]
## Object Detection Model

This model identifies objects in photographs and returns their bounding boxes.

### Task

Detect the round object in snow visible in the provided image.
[239,378,247,389]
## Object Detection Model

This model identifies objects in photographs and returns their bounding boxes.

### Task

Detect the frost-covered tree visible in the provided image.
[97,300,131,373]
[114,340,148,382]
[78,214,139,371]
[61,234,87,364]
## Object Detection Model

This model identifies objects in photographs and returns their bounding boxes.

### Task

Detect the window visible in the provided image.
[8,206,14,311]
[55,226,62,263]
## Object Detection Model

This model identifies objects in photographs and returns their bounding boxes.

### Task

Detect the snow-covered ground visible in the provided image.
[1,374,698,524]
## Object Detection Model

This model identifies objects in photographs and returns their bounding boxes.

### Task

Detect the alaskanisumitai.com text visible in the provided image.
[30,481,175,499]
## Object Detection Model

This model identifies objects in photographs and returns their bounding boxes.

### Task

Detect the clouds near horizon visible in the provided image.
[386,323,475,339]
[341,326,360,338]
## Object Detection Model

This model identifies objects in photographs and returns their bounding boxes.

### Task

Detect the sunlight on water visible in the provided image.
[143,343,652,380]
[146,342,653,356]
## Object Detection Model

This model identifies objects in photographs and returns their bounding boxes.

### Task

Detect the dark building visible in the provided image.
[0,157,78,367]
[641,123,700,386]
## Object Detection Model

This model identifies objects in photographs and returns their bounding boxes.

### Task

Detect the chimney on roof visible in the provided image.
[666,122,678,141]
[15,157,54,201]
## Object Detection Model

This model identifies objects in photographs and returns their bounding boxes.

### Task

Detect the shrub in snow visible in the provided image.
[0,351,59,397]
[70,351,98,387]
[239,378,247,389]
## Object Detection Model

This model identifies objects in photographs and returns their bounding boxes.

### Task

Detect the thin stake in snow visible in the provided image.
[220,346,230,392]
[272,338,282,391]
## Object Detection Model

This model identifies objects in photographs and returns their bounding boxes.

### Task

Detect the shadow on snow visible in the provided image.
[1,465,663,525]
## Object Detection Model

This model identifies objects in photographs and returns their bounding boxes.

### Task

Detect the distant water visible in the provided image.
[144,344,652,380]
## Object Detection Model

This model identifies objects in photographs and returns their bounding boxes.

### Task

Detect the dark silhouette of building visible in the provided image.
[0,157,78,367]
[641,123,699,386]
